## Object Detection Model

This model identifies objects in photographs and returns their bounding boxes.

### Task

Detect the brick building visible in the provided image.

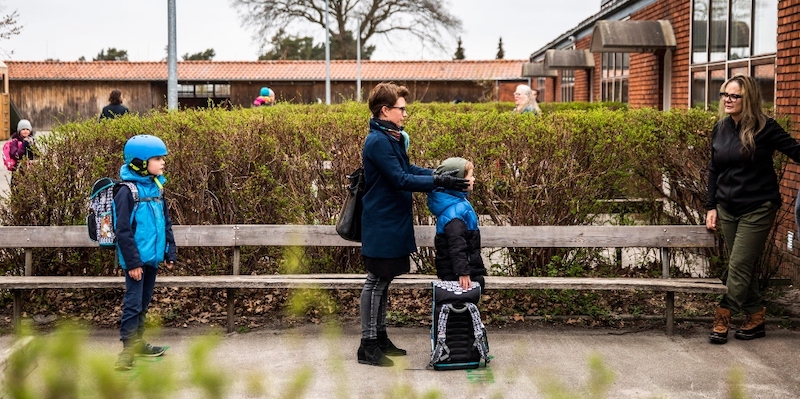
[526,0,800,281]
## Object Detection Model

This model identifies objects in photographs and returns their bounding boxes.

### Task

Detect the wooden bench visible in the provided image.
[0,225,725,335]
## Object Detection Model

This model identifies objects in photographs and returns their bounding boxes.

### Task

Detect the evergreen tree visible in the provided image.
[94,48,128,61]
[496,37,505,59]
[183,49,216,61]
[454,37,465,60]
[259,28,374,60]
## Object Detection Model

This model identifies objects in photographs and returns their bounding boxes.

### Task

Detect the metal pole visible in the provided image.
[356,19,362,102]
[167,0,178,110]
[325,0,331,105]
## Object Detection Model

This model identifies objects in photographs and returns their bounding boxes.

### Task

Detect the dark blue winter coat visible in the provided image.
[361,118,435,266]
[427,189,486,280]
[114,165,177,270]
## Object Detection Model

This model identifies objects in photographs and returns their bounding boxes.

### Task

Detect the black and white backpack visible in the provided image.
[429,280,490,370]
[86,178,140,248]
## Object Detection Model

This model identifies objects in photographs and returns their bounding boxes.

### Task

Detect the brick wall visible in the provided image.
[545,77,556,103]
[629,0,692,109]
[774,0,800,283]
[574,36,593,102]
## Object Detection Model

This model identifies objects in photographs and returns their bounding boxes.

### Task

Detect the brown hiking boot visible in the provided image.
[709,307,731,344]
[735,307,766,340]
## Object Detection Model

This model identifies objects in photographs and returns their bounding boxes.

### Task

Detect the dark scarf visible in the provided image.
[371,118,403,141]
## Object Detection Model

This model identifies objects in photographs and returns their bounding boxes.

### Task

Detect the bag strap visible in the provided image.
[466,303,490,364]
[118,182,140,202]
[429,304,452,367]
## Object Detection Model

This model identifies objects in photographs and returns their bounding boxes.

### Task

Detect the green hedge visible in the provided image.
[1,103,722,278]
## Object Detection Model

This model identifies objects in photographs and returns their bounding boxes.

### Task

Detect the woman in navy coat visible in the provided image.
[357,82,469,367]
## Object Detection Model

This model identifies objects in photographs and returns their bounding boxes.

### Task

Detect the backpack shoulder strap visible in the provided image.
[429,304,452,367]
[117,181,140,202]
[466,303,490,364]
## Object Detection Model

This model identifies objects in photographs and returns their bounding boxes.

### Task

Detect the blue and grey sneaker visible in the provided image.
[135,340,166,357]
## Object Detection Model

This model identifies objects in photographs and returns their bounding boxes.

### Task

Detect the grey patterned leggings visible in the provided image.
[360,272,393,340]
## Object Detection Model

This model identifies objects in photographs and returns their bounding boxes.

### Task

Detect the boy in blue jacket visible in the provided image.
[427,157,487,290]
[114,135,177,371]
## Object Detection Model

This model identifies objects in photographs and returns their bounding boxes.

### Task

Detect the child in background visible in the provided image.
[253,87,275,106]
[427,157,487,290]
[6,119,36,171]
[114,135,177,371]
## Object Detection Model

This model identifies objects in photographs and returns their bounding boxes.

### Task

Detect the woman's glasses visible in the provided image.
[719,92,743,102]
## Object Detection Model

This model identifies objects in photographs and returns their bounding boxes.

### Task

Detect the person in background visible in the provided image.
[6,119,35,173]
[114,135,177,371]
[253,87,275,106]
[532,88,542,104]
[358,82,469,367]
[100,89,130,120]
[706,74,800,344]
[512,84,541,115]
[427,157,487,291]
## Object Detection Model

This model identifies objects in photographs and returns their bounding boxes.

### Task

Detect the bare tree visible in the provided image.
[0,7,22,57]
[231,0,461,59]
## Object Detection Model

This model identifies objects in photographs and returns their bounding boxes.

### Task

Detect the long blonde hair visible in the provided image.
[513,84,541,114]
[718,74,766,157]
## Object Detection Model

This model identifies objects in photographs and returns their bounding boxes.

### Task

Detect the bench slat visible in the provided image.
[0,275,726,293]
[0,225,715,248]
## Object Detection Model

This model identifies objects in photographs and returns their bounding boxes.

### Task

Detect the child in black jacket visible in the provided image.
[427,157,487,290]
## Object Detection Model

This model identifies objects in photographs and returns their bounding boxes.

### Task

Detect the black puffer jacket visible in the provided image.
[427,189,486,280]
[706,116,800,216]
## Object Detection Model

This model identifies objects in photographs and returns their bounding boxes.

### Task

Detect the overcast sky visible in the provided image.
[0,0,600,62]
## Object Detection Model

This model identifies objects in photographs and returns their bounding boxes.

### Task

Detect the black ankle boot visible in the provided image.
[357,339,393,367]
[377,331,407,356]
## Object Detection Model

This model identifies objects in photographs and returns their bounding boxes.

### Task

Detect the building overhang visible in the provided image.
[543,49,595,70]
[590,20,676,53]
[521,62,558,77]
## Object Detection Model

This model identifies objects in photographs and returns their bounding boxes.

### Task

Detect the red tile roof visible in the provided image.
[3,60,527,82]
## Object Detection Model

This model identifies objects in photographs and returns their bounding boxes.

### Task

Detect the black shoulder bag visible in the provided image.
[335,166,365,242]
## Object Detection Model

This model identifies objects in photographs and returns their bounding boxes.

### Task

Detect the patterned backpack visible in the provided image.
[429,280,490,370]
[86,178,140,248]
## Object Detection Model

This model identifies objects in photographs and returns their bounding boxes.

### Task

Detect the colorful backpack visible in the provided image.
[86,178,140,248]
[3,139,22,171]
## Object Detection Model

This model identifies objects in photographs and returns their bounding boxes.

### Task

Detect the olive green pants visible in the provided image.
[717,202,776,315]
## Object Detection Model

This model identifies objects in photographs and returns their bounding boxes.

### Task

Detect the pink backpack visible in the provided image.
[3,139,22,171]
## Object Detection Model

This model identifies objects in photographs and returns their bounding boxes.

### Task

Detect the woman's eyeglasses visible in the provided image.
[719,92,743,102]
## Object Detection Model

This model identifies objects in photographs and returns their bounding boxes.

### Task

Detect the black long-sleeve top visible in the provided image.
[706,116,800,216]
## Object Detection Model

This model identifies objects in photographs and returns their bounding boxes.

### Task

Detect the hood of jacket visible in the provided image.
[427,189,468,217]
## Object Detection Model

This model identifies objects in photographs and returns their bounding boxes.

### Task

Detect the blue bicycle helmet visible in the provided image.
[123,135,168,176]
[260,87,271,96]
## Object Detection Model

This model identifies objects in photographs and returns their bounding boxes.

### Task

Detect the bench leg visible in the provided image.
[226,288,235,333]
[12,290,21,329]
[665,291,675,336]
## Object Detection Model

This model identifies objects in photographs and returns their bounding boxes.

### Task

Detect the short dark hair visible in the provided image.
[368,82,410,118]
[109,90,123,105]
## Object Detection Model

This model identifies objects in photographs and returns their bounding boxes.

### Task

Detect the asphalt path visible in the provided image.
[2,323,799,398]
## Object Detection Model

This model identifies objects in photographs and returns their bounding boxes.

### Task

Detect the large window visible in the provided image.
[177,83,231,98]
[560,70,574,102]
[690,0,777,108]
[600,52,629,102]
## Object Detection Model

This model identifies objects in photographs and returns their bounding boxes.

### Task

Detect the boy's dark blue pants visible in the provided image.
[120,265,158,345]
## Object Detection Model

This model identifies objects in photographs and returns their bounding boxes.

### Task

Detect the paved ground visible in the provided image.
[2,322,799,398]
